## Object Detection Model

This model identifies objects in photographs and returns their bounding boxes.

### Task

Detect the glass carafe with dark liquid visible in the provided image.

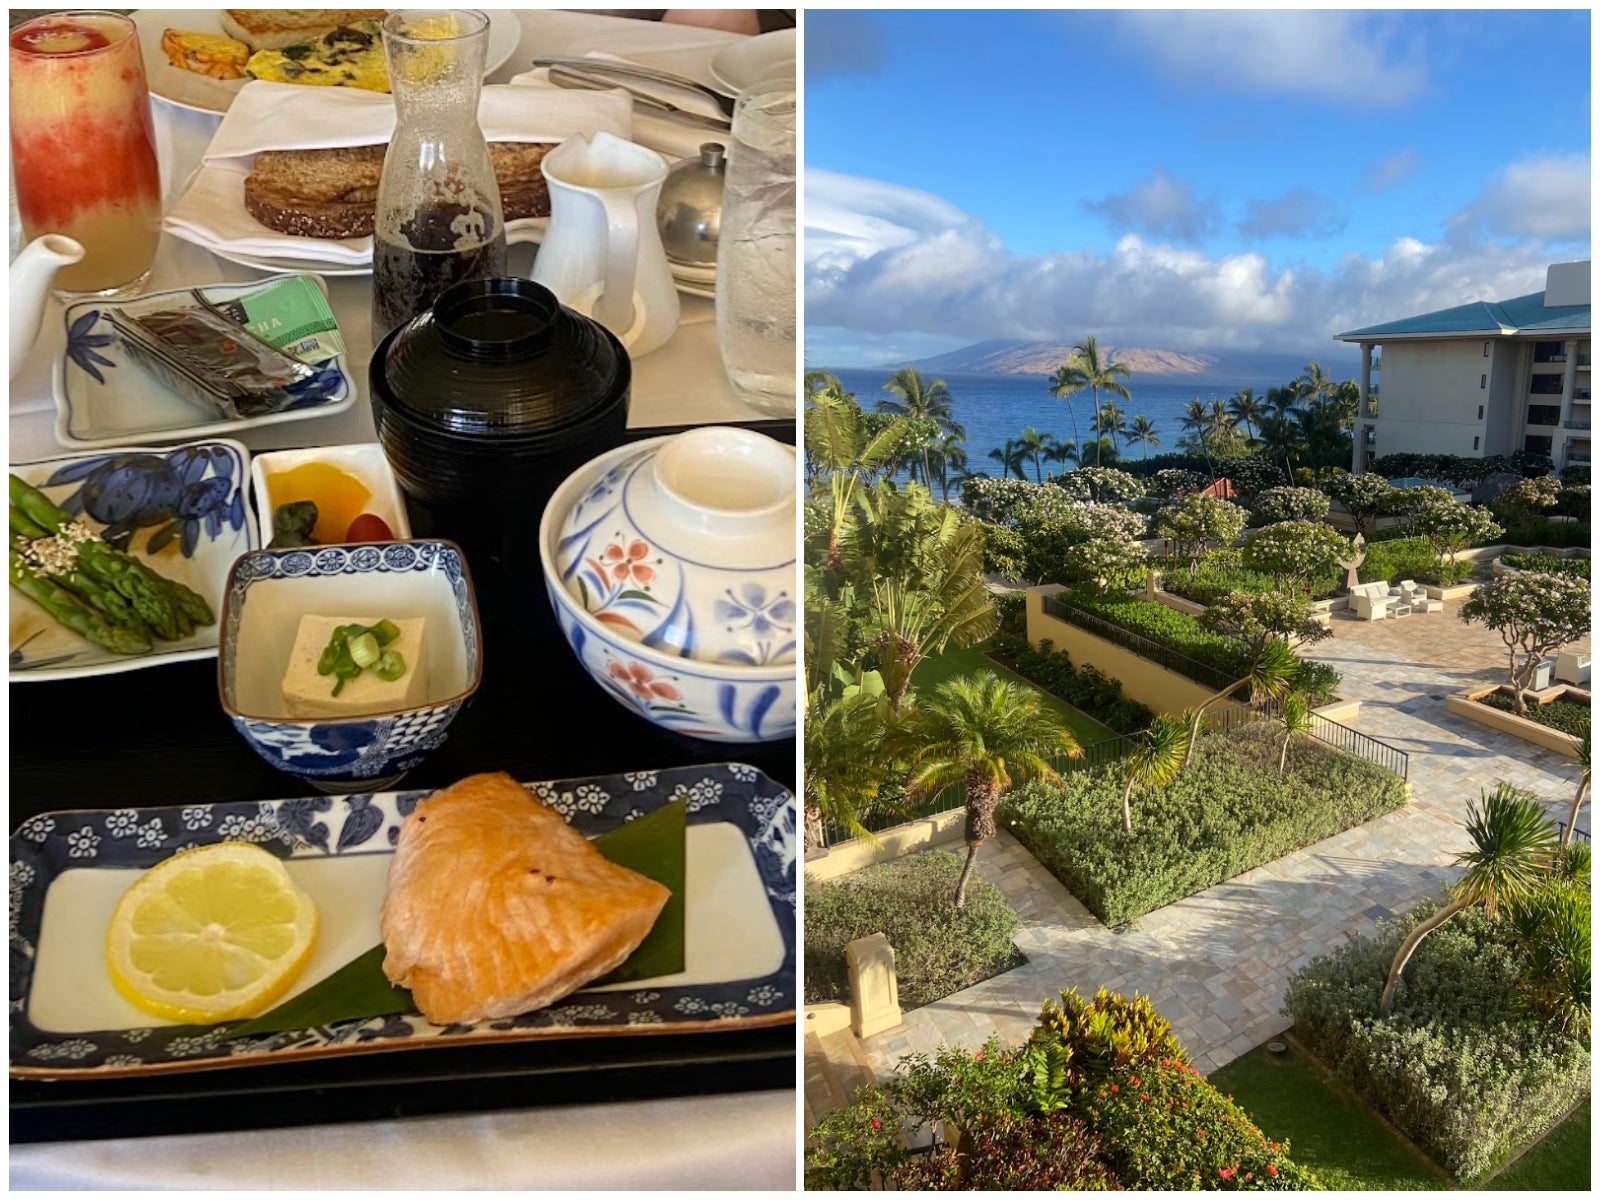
[372,9,505,338]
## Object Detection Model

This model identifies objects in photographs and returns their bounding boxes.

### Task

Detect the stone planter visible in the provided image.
[1423,581,1479,601]
[1446,685,1588,758]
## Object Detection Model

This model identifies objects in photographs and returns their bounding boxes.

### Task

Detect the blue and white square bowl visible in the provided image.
[218,540,482,790]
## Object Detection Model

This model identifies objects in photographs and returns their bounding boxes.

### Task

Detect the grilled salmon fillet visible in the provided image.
[380,772,671,1025]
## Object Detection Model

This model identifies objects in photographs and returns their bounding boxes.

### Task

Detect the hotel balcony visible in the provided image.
[1565,419,1591,430]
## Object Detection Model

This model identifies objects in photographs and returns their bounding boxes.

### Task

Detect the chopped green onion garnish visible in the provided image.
[372,619,400,646]
[317,644,339,676]
[374,648,406,681]
[348,631,380,668]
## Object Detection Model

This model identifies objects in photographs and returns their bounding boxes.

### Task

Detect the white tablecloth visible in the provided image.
[8,9,780,465]
[8,11,795,1190]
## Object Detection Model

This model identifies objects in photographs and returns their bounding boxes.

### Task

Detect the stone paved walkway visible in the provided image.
[858,599,1587,1080]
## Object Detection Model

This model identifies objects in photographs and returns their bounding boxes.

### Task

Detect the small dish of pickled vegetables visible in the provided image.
[9,439,255,681]
[249,443,411,550]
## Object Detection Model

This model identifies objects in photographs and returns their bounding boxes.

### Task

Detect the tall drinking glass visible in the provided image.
[10,11,162,297]
[716,82,796,417]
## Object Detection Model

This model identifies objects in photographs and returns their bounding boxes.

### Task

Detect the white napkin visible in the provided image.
[509,60,729,163]
[163,81,633,264]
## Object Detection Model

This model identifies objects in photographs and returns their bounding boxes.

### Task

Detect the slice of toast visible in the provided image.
[220,9,387,52]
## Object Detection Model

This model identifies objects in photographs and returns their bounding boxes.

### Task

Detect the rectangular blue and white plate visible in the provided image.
[10,439,257,682]
[10,764,796,1079]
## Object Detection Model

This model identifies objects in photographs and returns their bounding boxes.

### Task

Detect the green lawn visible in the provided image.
[1486,1101,1590,1191]
[1210,1044,1446,1191]
[913,642,1115,747]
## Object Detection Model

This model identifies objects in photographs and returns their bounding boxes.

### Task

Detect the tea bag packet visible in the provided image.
[109,277,347,421]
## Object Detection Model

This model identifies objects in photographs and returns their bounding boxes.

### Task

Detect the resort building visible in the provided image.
[1337,261,1591,474]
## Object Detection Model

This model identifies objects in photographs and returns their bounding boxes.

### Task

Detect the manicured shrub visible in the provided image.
[1084,1060,1321,1190]
[1002,723,1408,925]
[1252,486,1330,525]
[1501,552,1590,581]
[892,1110,1123,1191]
[1477,690,1591,738]
[1033,986,1187,1079]
[1199,590,1330,655]
[804,851,1022,1011]
[1500,517,1593,548]
[1285,906,1591,1182]
[1162,549,1341,605]
[988,635,1155,734]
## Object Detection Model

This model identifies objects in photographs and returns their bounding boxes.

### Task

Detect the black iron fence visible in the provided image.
[1558,820,1590,845]
[1039,592,1239,693]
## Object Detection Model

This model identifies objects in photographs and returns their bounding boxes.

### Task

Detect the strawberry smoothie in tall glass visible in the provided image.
[10,11,162,297]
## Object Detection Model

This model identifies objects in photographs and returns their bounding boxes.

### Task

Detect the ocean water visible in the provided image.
[824,367,1267,481]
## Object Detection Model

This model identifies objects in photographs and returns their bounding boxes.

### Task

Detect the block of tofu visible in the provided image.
[281,614,429,718]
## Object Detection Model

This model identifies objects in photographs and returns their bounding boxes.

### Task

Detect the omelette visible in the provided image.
[380,773,671,1026]
[245,20,390,92]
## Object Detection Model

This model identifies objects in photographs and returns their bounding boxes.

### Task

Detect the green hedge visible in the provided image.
[1499,518,1592,548]
[804,851,1023,1011]
[1477,690,1591,739]
[1057,586,1342,704]
[989,631,1155,734]
[1285,906,1590,1182]
[1502,552,1591,580]
[1161,539,1460,605]
[1001,723,1409,925]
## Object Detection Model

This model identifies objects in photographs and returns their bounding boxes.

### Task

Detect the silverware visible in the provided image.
[547,65,733,132]
[527,55,736,117]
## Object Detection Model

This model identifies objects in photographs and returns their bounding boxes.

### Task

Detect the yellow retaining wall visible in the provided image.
[804,808,966,883]
[1025,585,1222,717]
[1447,687,1585,759]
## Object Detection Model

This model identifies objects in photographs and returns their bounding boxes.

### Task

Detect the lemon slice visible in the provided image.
[106,842,318,1023]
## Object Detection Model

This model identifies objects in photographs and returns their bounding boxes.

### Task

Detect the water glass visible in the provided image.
[10,11,162,297]
[716,83,796,417]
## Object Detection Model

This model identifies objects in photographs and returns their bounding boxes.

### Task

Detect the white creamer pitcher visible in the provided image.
[532,132,680,358]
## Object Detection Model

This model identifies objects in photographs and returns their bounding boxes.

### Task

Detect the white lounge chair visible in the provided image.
[1556,651,1591,687]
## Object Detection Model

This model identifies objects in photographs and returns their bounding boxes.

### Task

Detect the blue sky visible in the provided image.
[805,10,1592,367]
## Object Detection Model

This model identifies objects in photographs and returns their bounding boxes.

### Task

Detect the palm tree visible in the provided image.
[1096,400,1127,452]
[894,672,1082,908]
[987,440,1027,481]
[1184,639,1300,768]
[1044,435,1079,477]
[1298,360,1332,408]
[1204,398,1235,450]
[1378,785,1557,1016]
[1276,692,1314,775]
[929,434,968,504]
[1227,387,1265,443]
[1266,385,1300,421]
[1127,415,1160,460]
[878,367,963,484]
[1056,335,1132,467]
[1257,413,1301,482]
[1119,715,1189,833]
[1563,732,1590,849]
[1047,363,1085,452]
[1018,427,1049,483]
[1179,398,1211,446]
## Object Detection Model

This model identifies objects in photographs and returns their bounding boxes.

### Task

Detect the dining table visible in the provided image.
[9,9,796,1190]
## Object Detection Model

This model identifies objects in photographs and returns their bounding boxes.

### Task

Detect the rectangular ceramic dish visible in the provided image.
[9,439,257,682]
[11,764,796,1079]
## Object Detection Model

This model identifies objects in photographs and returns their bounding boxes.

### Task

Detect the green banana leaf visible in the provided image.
[227,798,686,1038]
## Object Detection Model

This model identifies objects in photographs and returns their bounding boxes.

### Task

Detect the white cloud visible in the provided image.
[805,169,1573,361]
[1085,168,1217,242]
[1359,150,1421,194]
[1238,189,1346,239]
[1449,153,1591,241]
[1114,11,1427,107]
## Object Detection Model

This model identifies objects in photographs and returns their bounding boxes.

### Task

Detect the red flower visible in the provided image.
[974,1051,984,1060]
[1219,1166,1236,1180]
[1129,1076,1141,1087]
[1266,1164,1278,1177]
[608,660,680,703]
[1140,1093,1150,1102]
[1109,1083,1118,1093]
[601,539,655,585]
[870,1118,881,1129]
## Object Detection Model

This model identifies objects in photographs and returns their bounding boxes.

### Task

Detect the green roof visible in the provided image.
[1337,290,1590,341]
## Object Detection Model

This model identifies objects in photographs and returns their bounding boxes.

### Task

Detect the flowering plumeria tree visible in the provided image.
[1240,520,1345,588]
[1151,467,1208,499]
[1251,486,1330,525]
[1199,590,1330,656]
[1412,493,1501,584]
[1496,475,1562,520]
[1460,572,1591,713]
[1150,493,1248,575]
[962,476,1077,525]
[1322,471,1392,537]
[1053,465,1146,504]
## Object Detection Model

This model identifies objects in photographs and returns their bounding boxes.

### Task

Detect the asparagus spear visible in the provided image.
[9,547,152,655]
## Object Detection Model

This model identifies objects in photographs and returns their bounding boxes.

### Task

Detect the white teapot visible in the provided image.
[10,235,83,380]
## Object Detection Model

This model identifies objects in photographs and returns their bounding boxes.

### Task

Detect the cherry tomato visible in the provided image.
[345,513,395,542]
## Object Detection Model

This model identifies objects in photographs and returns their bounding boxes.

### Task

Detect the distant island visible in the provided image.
[878,338,1360,385]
